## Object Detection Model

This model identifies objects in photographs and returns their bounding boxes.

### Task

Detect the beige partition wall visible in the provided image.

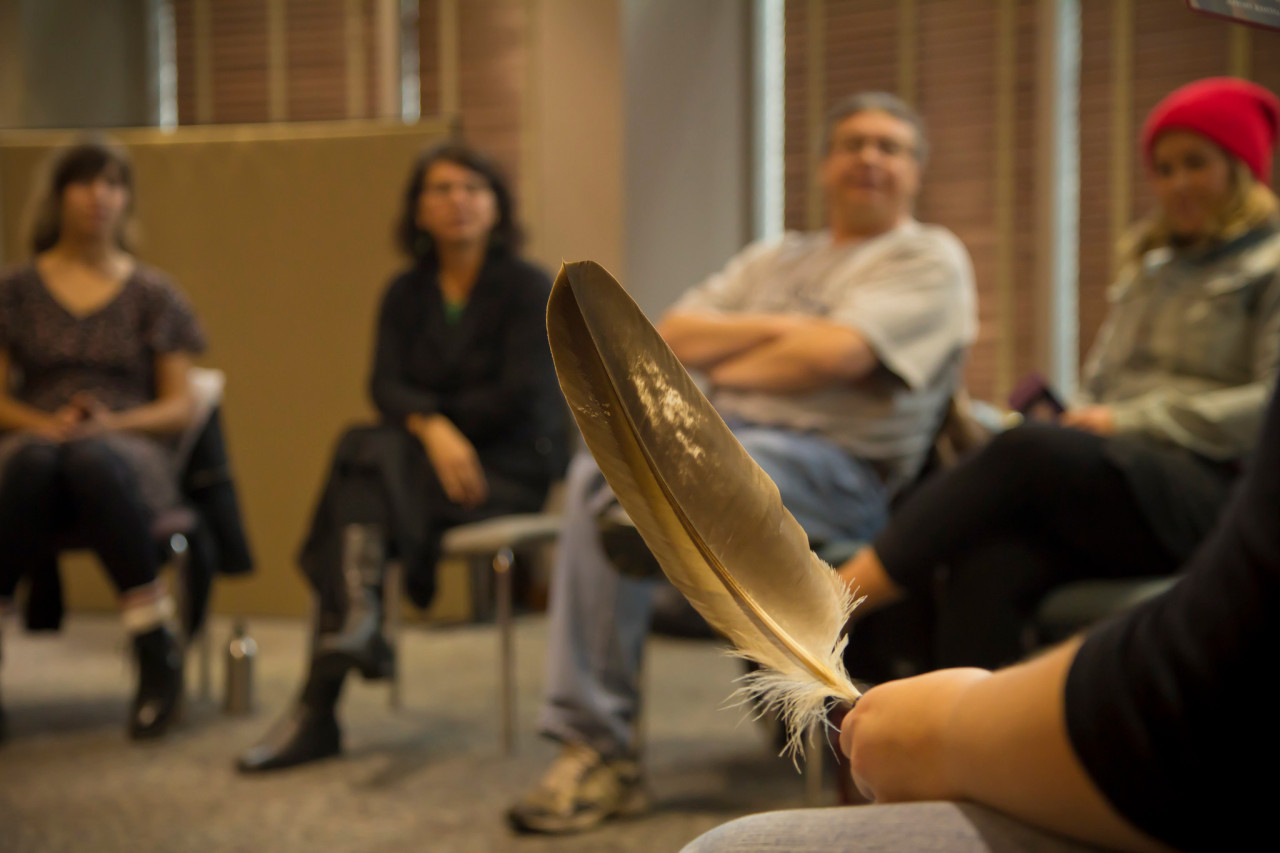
[0,121,471,620]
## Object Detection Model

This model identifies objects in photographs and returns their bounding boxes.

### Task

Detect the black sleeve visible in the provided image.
[440,264,554,443]
[369,276,440,421]
[1064,384,1280,852]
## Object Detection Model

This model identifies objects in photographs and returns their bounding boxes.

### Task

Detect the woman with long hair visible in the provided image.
[236,141,567,772]
[0,139,206,740]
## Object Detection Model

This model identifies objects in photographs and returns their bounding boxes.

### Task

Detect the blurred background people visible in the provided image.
[837,77,1280,678]
[236,142,567,773]
[0,138,207,740]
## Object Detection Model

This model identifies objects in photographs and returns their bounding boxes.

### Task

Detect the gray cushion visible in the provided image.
[441,513,563,556]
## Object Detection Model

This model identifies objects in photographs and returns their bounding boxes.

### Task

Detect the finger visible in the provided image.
[464,476,488,509]
[454,463,484,507]
[838,706,858,758]
[468,466,489,505]
[437,468,466,504]
[851,770,875,803]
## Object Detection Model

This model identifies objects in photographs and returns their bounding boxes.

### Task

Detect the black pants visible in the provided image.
[848,424,1227,675]
[0,438,158,601]
[298,424,549,615]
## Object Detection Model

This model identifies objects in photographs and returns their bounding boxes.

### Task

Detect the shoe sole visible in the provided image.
[508,785,651,835]
[236,744,342,774]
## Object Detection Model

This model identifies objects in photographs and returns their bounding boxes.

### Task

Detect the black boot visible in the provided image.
[315,524,393,680]
[129,626,183,739]
[236,656,346,773]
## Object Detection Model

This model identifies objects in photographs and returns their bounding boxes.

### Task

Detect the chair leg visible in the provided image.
[200,622,213,702]
[494,547,516,756]
[168,540,202,700]
[384,561,402,710]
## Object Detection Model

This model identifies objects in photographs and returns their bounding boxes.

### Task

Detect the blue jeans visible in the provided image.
[537,425,888,757]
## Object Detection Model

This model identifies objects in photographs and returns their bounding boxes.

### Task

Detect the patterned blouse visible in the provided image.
[0,263,207,514]
[0,263,206,412]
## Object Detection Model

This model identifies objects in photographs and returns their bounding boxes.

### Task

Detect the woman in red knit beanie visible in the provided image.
[685,79,1280,853]
[1130,76,1278,260]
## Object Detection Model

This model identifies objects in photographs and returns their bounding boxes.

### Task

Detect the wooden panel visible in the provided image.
[414,1,525,183]
[172,0,398,125]
[285,0,346,121]
[1077,0,1114,363]
[418,0,441,117]
[1253,26,1280,187]
[824,0,899,99]
[173,0,198,125]
[456,0,526,187]
[209,0,270,124]
[363,0,382,118]
[915,0,1001,400]
[1011,0,1040,386]
[783,0,809,232]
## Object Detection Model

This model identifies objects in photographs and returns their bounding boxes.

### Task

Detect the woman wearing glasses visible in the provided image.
[237,142,567,773]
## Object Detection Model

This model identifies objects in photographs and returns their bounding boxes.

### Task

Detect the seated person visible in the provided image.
[837,77,1280,677]
[683,335,1280,853]
[237,141,567,772]
[0,139,207,740]
[506,91,978,835]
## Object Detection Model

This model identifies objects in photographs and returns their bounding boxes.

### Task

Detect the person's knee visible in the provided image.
[2,441,60,490]
[334,423,408,462]
[979,424,1064,479]
[60,439,133,499]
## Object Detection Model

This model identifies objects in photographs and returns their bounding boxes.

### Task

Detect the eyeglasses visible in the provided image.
[831,135,916,160]
[423,180,492,199]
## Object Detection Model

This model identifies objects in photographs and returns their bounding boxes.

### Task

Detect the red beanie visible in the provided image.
[1142,77,1280,185]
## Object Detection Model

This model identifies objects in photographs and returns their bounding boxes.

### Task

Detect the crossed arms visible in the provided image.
[656,311,879,394]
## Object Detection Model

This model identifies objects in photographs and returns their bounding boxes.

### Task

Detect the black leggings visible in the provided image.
[855,424,1191,673]
[299,425,549,616]
[0,438,158,601]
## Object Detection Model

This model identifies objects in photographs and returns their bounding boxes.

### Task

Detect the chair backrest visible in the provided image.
[174,367,226,472]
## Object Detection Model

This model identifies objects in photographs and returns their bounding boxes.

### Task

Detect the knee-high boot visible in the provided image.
[314,524,393,679]
[236,525,391,772]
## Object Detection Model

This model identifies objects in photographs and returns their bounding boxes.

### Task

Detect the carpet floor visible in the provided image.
[0,613,824,852]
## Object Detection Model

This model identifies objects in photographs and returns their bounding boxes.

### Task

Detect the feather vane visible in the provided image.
[546,261,862,759]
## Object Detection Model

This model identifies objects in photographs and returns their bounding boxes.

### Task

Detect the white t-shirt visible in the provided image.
[672,220,977,489]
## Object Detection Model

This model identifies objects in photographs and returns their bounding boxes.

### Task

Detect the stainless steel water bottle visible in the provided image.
[223,619,256,715]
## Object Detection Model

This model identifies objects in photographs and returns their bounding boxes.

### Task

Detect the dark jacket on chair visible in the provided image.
[23,405,254,634]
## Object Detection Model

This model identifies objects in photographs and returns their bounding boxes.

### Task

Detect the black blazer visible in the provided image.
[369,252,569,483]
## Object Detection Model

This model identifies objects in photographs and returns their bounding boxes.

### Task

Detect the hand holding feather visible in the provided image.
[546,260,862,759]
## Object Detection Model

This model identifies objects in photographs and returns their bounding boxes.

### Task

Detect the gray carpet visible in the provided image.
[0,614,823,852]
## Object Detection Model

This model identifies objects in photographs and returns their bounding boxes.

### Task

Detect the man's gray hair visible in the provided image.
[823,92,929,166]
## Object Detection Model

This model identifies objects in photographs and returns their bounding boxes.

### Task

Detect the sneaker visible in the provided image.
[507,742,650,834]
